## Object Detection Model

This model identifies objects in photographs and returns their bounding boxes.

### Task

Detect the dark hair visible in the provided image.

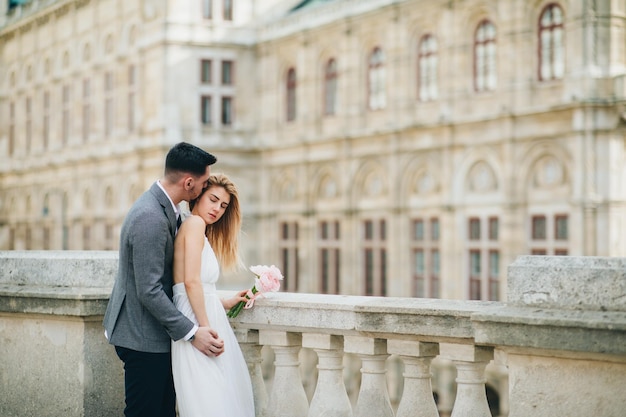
[165,142,217,177]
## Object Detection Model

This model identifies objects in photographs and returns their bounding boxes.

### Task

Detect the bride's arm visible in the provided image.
[180,216,210,327]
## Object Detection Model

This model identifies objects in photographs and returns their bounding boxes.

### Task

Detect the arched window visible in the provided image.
[539,3,564,81]
[324,58,337,116]
[474,20,497,92]
[368,47,386,110]
[418,34,438,101]
[286,67,296,122]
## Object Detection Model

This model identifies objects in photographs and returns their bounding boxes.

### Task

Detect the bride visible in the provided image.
[171,173,254,417]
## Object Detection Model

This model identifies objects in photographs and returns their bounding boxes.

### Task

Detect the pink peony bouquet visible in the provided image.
[227,265,283,318]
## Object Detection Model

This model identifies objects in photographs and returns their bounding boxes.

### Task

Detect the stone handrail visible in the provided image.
[1,251,625,417]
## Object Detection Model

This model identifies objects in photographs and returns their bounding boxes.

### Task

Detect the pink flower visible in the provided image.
[251,265,283,293]
[227,265,283,318]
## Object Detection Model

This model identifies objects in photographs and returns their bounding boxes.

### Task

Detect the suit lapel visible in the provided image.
[150,182,177,237]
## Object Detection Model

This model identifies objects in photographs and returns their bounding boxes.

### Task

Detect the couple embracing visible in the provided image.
[103,142,255,417]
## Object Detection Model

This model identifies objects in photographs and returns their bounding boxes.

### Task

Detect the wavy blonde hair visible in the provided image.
[189,173,242,272]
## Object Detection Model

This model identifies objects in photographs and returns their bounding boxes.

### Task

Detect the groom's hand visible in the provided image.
[192,326,225,357]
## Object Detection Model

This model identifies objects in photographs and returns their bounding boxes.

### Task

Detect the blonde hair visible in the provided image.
[189,173,242,272]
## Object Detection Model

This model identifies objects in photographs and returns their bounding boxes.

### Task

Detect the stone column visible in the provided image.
[441,344,494,417]
[303,333,352,417]
[345,336,393,417]
[388,340,440,417]
[260,330,309,417]
[235,329,268,417]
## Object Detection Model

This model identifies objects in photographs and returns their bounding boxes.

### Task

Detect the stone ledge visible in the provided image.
[0,285,111,316]
[472,306,626,356]
[223,291,500,342]
[0,250,117,287]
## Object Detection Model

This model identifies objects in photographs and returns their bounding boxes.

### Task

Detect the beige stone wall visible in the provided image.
[254,0,626,300]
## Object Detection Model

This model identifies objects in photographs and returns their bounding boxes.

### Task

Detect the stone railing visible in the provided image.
[1,252,625,417]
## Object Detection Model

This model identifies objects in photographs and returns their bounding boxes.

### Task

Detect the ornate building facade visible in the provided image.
[2,0,626,304]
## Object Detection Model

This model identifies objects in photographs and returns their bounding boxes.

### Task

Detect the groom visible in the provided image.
[104,142,225,417]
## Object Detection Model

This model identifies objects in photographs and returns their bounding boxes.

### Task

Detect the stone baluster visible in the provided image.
[388,340,440,417]
[344,336,393,417]
[260,330,309,417]
[235,329,268,417]
[303,333,352,417]
[442,344,494,417]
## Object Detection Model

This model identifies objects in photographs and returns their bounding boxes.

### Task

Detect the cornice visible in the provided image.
[0,0,83,41]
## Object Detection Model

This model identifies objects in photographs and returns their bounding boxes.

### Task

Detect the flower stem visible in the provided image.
[227,286,258,318]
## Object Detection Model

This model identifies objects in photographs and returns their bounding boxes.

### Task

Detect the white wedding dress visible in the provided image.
[172,237,255,417]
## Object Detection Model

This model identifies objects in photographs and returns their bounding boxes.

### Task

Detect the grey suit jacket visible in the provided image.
[103,182,194,353]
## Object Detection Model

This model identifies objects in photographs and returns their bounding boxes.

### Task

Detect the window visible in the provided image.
[104,72,114,137]
[411,217,440,298]
[324,58,337,116]
[467,216,500,300]
[532,215,546,239]
[128,66,137,132]
[221,60,233,85]
[62,84,71,144]
[539,4,564,81]
[221,96,233,126]
[43,92,50,149]
[25,97,32,153]
[25,227,32,250]
[82,79,91,142]
[280,222,299,292]
[474,20,497,92]
[488,216,499,240]
[319,220,341,294]
[83,225,91,250]
[368,47,386,110]
[531,213,569,255]
[201,60,212,84]
[105,224,114,250]
[413,219,424,240]
[43,227,50,250]
[555,215,568,240]
[489,250,500,300]
[431,217,440,241]
[202,0,212,19]
[363,219,387,296]
[418,34,438,101]
[469,250,481,300]
[8,102,15,156]
[286,68,296,122]
[223,0,233,21]
[469,218,481,240]
[201,95,212,125]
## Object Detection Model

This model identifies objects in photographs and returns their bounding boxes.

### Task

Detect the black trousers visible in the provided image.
[115,346,176,417]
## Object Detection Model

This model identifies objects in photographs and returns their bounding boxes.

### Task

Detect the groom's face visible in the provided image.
[187,166,211,200]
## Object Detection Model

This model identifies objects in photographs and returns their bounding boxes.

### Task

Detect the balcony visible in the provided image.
[1,252,625,417]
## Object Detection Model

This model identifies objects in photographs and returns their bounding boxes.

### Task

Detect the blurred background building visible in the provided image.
[3,1,625,414]
[2,0,626,299]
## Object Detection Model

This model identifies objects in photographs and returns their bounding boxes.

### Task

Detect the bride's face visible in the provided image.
[192,185,230,225]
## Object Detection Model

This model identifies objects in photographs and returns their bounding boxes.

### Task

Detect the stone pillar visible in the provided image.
[388,340,440,417]
[260,330,308,417]
[0,251,123,417]
[235,328,268,417]
[303,333,352,417]
[441,344,494,417]
[345,336,393,417]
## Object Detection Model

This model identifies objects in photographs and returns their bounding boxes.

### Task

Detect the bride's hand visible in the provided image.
[222,289,249,310]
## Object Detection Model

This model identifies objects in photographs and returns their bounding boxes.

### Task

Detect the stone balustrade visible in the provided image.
[1,251,625,417]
